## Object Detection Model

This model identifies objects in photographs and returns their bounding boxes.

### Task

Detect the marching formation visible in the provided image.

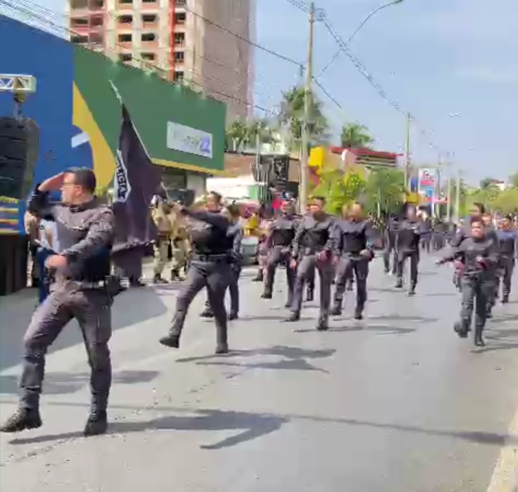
[1,173,516,439]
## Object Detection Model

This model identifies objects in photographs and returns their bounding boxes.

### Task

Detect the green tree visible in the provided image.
[364,168,406,215]
[225,119,248,152]
[509,172,518,189]
[492,188,518,214]
[480,177,497,190]
[247,118,274,148]
[340,123,374,148]
[279,85,329,151]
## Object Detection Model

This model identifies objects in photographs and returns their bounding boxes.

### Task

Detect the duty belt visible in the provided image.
[55,276,108,288]
[192,253,229,262]
[302,247,325,255]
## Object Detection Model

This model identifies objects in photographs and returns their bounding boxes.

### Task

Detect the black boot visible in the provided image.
[453,321,469,339]
[84,410,108,437]
[330,304,342,316]
[284,312,300,322]
[170,270,180,281]
[395,278,403,289]
[200,308,214,318]
[305,289,314,302]
[153,274,168,284]
[408,284,416,296]
[0,407,42,433]
[261,291,273,299]
[354,307,363,320]
[228,312,239,321]
[502,294,509,304]
[215,343,229,354]
[159,333,180,348]
[474,325,485,347]
[316,316,329,331]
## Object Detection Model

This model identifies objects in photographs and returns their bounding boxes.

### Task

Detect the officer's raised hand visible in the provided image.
[38,173,65,192]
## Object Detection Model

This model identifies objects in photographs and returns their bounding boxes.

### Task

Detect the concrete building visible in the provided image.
[66,0,252,118]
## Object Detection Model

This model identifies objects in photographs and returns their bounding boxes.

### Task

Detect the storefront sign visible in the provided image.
[167,122,213,159]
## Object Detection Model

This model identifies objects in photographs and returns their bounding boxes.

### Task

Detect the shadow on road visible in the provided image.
[293,323,416,336]
[0,287,169,373]
[8,408,288,451]
[8,402,515,449]
[0,370,160,396]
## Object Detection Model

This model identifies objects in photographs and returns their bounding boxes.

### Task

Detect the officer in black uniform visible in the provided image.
[496,215,517,304]
[395,205,422,295]
[160,192,233,354]
[437,216,499,346]
[261,199,299,307]
[285,196,335,330]
[200,204,243,320]
[383,214,399,275]
[331,202,374,319]
[1,169,115,436]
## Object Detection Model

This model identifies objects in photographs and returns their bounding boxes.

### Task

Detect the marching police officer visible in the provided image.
[160,192,233,354]
[331,202,374,319]
[383,213,399,275]
[437,216,499,346]
[261,199,299,307]
[1,169,115,436]
[395,205,422,295]
[497,215,517,303]
[286,196,335,331]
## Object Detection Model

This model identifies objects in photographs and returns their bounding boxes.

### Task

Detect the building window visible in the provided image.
[71,17,89,27]
[142,0,156,3]
[141,33,156,42]
[118,33,132,42]
[141,52,155,61]
[90,0,104,7]
[119,53,132,62]
[174,32,185,46]
[176,0,186,5]
[118,15,132,24]
[119,0,133,4]
[174,51,184,62]
[173,71,184,83]
[91,16,103,27]
[89,32,104,44]
[70,0,88,8]
[142,14,157,23]
[174,12,186,24]
[71,34,88,43]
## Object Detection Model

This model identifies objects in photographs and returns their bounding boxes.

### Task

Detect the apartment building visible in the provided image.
[67,0,252,118]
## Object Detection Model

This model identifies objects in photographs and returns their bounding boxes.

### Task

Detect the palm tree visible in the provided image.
[247,118,274,149]
[340,123,374,148]
[279,85,329,151]
[226,119,248,152]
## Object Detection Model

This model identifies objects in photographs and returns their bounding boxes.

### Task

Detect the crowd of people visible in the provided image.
[1,167,516,438]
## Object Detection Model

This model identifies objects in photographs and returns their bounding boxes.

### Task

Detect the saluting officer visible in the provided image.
[160,192,233,354]
[331,202,374,320]
[1,169,115,436]
[286,196,335,331]
[261,199,299,307]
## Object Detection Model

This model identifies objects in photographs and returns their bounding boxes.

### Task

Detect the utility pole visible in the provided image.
[446,168,452,222]
[455,168,462,224]
[404,113,411,194]
[299,1,315,213]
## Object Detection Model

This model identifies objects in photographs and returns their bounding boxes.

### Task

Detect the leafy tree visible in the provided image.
[247,118,274,147]
[509,172,518,189]
[225,119,248,152]
[340,123,374,148]
[480,177,497,190]
[492,188,518,214]
[279,85,329,151]
[364,168,406,215]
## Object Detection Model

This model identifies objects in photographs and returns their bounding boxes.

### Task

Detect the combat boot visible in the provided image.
[354,307,363,320]
[84,410,108,437]
[215,343,229,355]
[453,320,469,339]
[330,303,342,316]
[474,324,486,347]
[159,333,180,349]
[284,312,300,323]
[395,278,403,289]
[408,283,416,296]
[316,316,329,331]
[261,290,272,299]
[200,308,214,318]
[0,408,42,433]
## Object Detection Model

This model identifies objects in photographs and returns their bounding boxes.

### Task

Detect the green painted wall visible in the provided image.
[73,47,226,171]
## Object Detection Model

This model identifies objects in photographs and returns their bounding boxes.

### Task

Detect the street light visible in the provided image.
[315,0,406,80]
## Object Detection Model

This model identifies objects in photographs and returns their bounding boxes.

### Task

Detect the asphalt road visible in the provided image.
[0,255,517,492]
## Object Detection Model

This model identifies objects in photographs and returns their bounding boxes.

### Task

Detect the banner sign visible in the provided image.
[167,122,213,159]
[418,168,436,189]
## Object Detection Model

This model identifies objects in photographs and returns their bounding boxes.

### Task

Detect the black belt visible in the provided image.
[192,254,229,262]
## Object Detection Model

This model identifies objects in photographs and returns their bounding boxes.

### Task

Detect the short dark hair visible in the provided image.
[470,216,483,226]
[312,196,326,204]
[64,167,96,194]
[473,202,485,214]
[208,191,222,203]
[226,204,241,218]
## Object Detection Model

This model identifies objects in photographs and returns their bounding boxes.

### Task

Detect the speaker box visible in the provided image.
[0,117,40,199]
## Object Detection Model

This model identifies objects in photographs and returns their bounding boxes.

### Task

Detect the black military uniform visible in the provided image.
[496,228,517,303]
[1,187,115,436]
[286,214,335,330]
[439,235,499,346]
[262,212,299,307]
[200,221,243,319]
[331,218,374,319]
[160,208,232,354]
[395,217,421,294]
[383,216,399,275]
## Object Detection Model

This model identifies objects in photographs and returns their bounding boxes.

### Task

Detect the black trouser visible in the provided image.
[498,256,515,299]
[421,234,431,253]
[383,237,397,274]
[333,254,369,312]
[397,250,419,287]
[264,246,295,304]
[20,281,113,412]
[171,260,230,347]
[204,264,240,315]
[459,273,493,335]
[292,255,333,322]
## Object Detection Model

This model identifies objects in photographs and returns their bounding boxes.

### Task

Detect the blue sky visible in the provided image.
[254,0,518,184]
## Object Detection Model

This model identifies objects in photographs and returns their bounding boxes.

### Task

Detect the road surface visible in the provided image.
[1,255,517,492]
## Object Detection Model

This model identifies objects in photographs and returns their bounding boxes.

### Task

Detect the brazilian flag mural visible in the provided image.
[0,15,227,234]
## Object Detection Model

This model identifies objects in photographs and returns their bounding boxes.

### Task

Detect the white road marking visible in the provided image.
[487,403,518,492]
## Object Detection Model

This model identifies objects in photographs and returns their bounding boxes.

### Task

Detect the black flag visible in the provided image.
[112,105,161,253]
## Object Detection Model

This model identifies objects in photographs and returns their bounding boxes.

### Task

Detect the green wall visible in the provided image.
[73,47,226,171]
